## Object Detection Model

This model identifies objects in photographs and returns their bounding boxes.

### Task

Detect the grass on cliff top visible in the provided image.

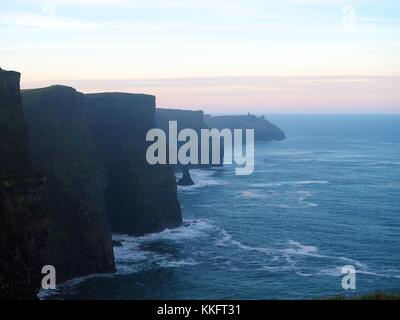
[21,86,68,107]
[327,292,400,300]
[21,85,73,93]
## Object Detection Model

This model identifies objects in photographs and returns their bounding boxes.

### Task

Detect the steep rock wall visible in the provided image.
[22,86,115,283]
[156,108,223,169]
[85,93,182,235]
[0,69,48,299]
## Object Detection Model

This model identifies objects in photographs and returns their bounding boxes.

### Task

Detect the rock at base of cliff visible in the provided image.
[177,168,195,186]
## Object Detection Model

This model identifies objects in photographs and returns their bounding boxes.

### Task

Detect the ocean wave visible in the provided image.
[112,219,216,274]
[159,259,200,268]
[318,265,400,279]
[213,229,385,278]
[37,271,115,300]
[284,240,319,255]
[251,180,329,188]
[40,216,400,299]
[239,190,266,198]
[114,219,215,244]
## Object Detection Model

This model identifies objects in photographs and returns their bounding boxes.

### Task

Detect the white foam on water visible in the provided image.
[159,259,200,268]
[112,219,218,272]
[285,240,319,255]
[295,271,313,277]
[212,228,391,280]
[37,271,115,300]
[318,266,342,277]
[239,190,265,198]
[114,219,216,253]
[318,265,400,279]
[38,219,216,299]
[251,180,329,188]
[39,216,400,299]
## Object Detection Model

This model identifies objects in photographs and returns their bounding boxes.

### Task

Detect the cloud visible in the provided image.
[0,11,388,34]
[0,12,98,30]
[21,75,400,113]
[22,75,400,89]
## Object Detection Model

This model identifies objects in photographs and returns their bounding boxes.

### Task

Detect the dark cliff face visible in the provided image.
[22,87,181,240]
[0,70,48,299]
[156,108,206,132]
[85,94,182,236]
[3,81,182,294]
[156,108,223,170]
[204,114,285,141]
[22,86,115,283]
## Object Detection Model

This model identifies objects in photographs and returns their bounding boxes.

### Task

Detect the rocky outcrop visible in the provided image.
[0,69,48,299]
[204,114,285,141]
[22,86,115,283]
[84,93,182,235]
[177,167,194,186]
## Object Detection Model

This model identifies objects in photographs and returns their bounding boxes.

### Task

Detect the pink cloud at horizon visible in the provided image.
[21,76,400,114]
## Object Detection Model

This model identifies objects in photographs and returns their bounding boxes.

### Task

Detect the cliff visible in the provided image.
[2,78,182,296]
[204,114,285,141]
[22,86,115,283]
[156,108,206,133]
[156,108,223,169]
[84,93,182,235]
[0,69,48,299]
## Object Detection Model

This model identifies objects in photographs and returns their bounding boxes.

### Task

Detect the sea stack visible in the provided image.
[177,167,195,186]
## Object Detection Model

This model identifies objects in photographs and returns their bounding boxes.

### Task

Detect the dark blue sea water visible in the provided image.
[42,115,400,299]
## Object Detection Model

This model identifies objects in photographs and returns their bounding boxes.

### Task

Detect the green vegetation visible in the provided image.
[328,292,400,300]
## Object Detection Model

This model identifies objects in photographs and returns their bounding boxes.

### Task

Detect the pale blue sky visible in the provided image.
[1,0,399,112]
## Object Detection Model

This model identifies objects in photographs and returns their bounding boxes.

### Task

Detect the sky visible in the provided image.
[1,0,399,113]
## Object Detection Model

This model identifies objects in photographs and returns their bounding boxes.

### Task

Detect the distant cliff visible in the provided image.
[22,86,115,283]
[205,114,285,141]
[156,108,206,133]
[0,69,48,299]
[156,108,223,170]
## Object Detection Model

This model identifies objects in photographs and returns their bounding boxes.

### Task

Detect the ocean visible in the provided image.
[41,114,400,299]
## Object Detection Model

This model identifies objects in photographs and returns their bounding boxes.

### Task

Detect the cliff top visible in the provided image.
[22,85,76,95]
[21,85,155,100]
[204,113,285,141]
[0,68,21,78]
[87,92,155,99]
[157,108,204,116]
[22,86,156,110]
[205,114,260,120]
